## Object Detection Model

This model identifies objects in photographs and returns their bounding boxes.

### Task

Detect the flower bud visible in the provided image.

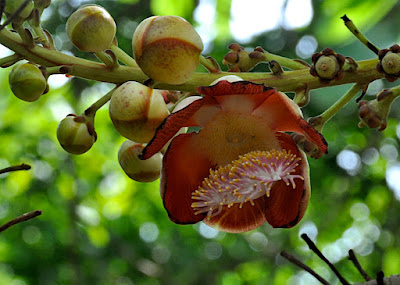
[133,16,203,85]
[357,89,396,131]
[310,48,345,82]
[66,5,116,52]
[109,81,170,143]
[4,0,34,20]
[56,114,96,154]
[9,62,47,102]
[377,45,400,82]
[118,140,162,182]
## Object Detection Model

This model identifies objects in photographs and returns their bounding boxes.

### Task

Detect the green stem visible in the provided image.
[94,51,114,67]
[0,53,23,67]
[262,52,309,70]
[84,88,115,118]
[199,55,221,73]
[31,24,50,48]
[341,15,380,55]
[318,83,363,131]
[110,45,138,67]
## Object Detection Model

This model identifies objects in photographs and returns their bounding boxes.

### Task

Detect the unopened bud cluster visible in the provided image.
[358,89,397,131]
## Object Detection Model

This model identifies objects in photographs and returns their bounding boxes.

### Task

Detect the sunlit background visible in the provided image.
[1,0,400,284]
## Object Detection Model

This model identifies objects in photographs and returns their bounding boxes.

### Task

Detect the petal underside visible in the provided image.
[251,90,328,155]
[160,132,213,224]
[141,95,219,159]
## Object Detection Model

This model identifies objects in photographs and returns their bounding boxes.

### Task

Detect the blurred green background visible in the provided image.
[1,0,400,284]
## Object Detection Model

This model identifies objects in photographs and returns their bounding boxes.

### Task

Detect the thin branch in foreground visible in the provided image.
[280,250,330,285]
[376,271,384,285]
[301,234,351,285]
[0,210,42,233]
[0,163,31,175]
[0,0,32,31]
[348,249,372,281]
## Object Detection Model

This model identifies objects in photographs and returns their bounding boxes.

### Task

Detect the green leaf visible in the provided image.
[315,0,397,45]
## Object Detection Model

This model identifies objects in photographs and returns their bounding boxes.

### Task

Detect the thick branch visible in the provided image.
[0,28,384,93]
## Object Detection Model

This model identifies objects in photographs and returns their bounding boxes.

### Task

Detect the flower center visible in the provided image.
[191,149,304,220]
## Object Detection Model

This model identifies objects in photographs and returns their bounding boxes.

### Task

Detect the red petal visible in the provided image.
[252,91,328,154]
[141,96,218,159]
[197,80,270,97]
[161,132,213,224]
[197,80,277,113]
[204,198,268,233]
[263,133,310,228]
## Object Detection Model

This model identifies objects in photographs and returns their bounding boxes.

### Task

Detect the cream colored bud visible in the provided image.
[118,140,162,182]
[133,16,203,84]
[9,62,47,102]
[56,115,96,155]
[5,0,34,20]
[109,81,170,143]
[66,5,116,52]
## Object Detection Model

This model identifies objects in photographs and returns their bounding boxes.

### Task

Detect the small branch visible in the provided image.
[280,251,330,285]
[348,249,372,281]
[0,210,42,233]
[110,44,138,67]
[199,55,221,73]
[315,83,363,131]
[0,163,31,175]
[84,87,116,117]
[301,234,351,285]
[341,15,380,55]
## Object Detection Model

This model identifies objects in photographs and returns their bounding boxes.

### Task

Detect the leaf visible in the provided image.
[315,0,397,45]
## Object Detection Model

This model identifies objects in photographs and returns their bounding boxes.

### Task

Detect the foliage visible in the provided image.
[0,0,400,284]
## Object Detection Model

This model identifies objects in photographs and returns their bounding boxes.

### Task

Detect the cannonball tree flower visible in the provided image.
[141,80,328,233]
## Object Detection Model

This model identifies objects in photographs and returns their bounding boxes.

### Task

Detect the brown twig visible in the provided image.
[0,163,31,175]
[301,234,351,285]
[280,250,330,285]
[348,249,372,281]
[0,210,42,233]
[376,271,384,285]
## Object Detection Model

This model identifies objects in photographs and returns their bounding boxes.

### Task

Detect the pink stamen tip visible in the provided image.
[191,149,304,218]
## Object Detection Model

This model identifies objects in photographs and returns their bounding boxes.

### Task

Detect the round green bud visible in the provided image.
[4,0,34,20]
[56,115,96,155]
[381,51,400,75]
[9,62,47,102]
[66,5,116,52]
[133,15,203,85]
[118,140,162,182]
[109,81,170,143]
[314,55,340,80]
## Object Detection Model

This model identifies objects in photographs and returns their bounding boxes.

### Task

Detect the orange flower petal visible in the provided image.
[204,198,268,233]
[252,90,328,154]
[141,96,220,160]
[263,133,310,228]
[160,132,213,224]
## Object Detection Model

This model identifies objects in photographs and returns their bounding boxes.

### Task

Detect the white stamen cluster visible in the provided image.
[191,149,304,220]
